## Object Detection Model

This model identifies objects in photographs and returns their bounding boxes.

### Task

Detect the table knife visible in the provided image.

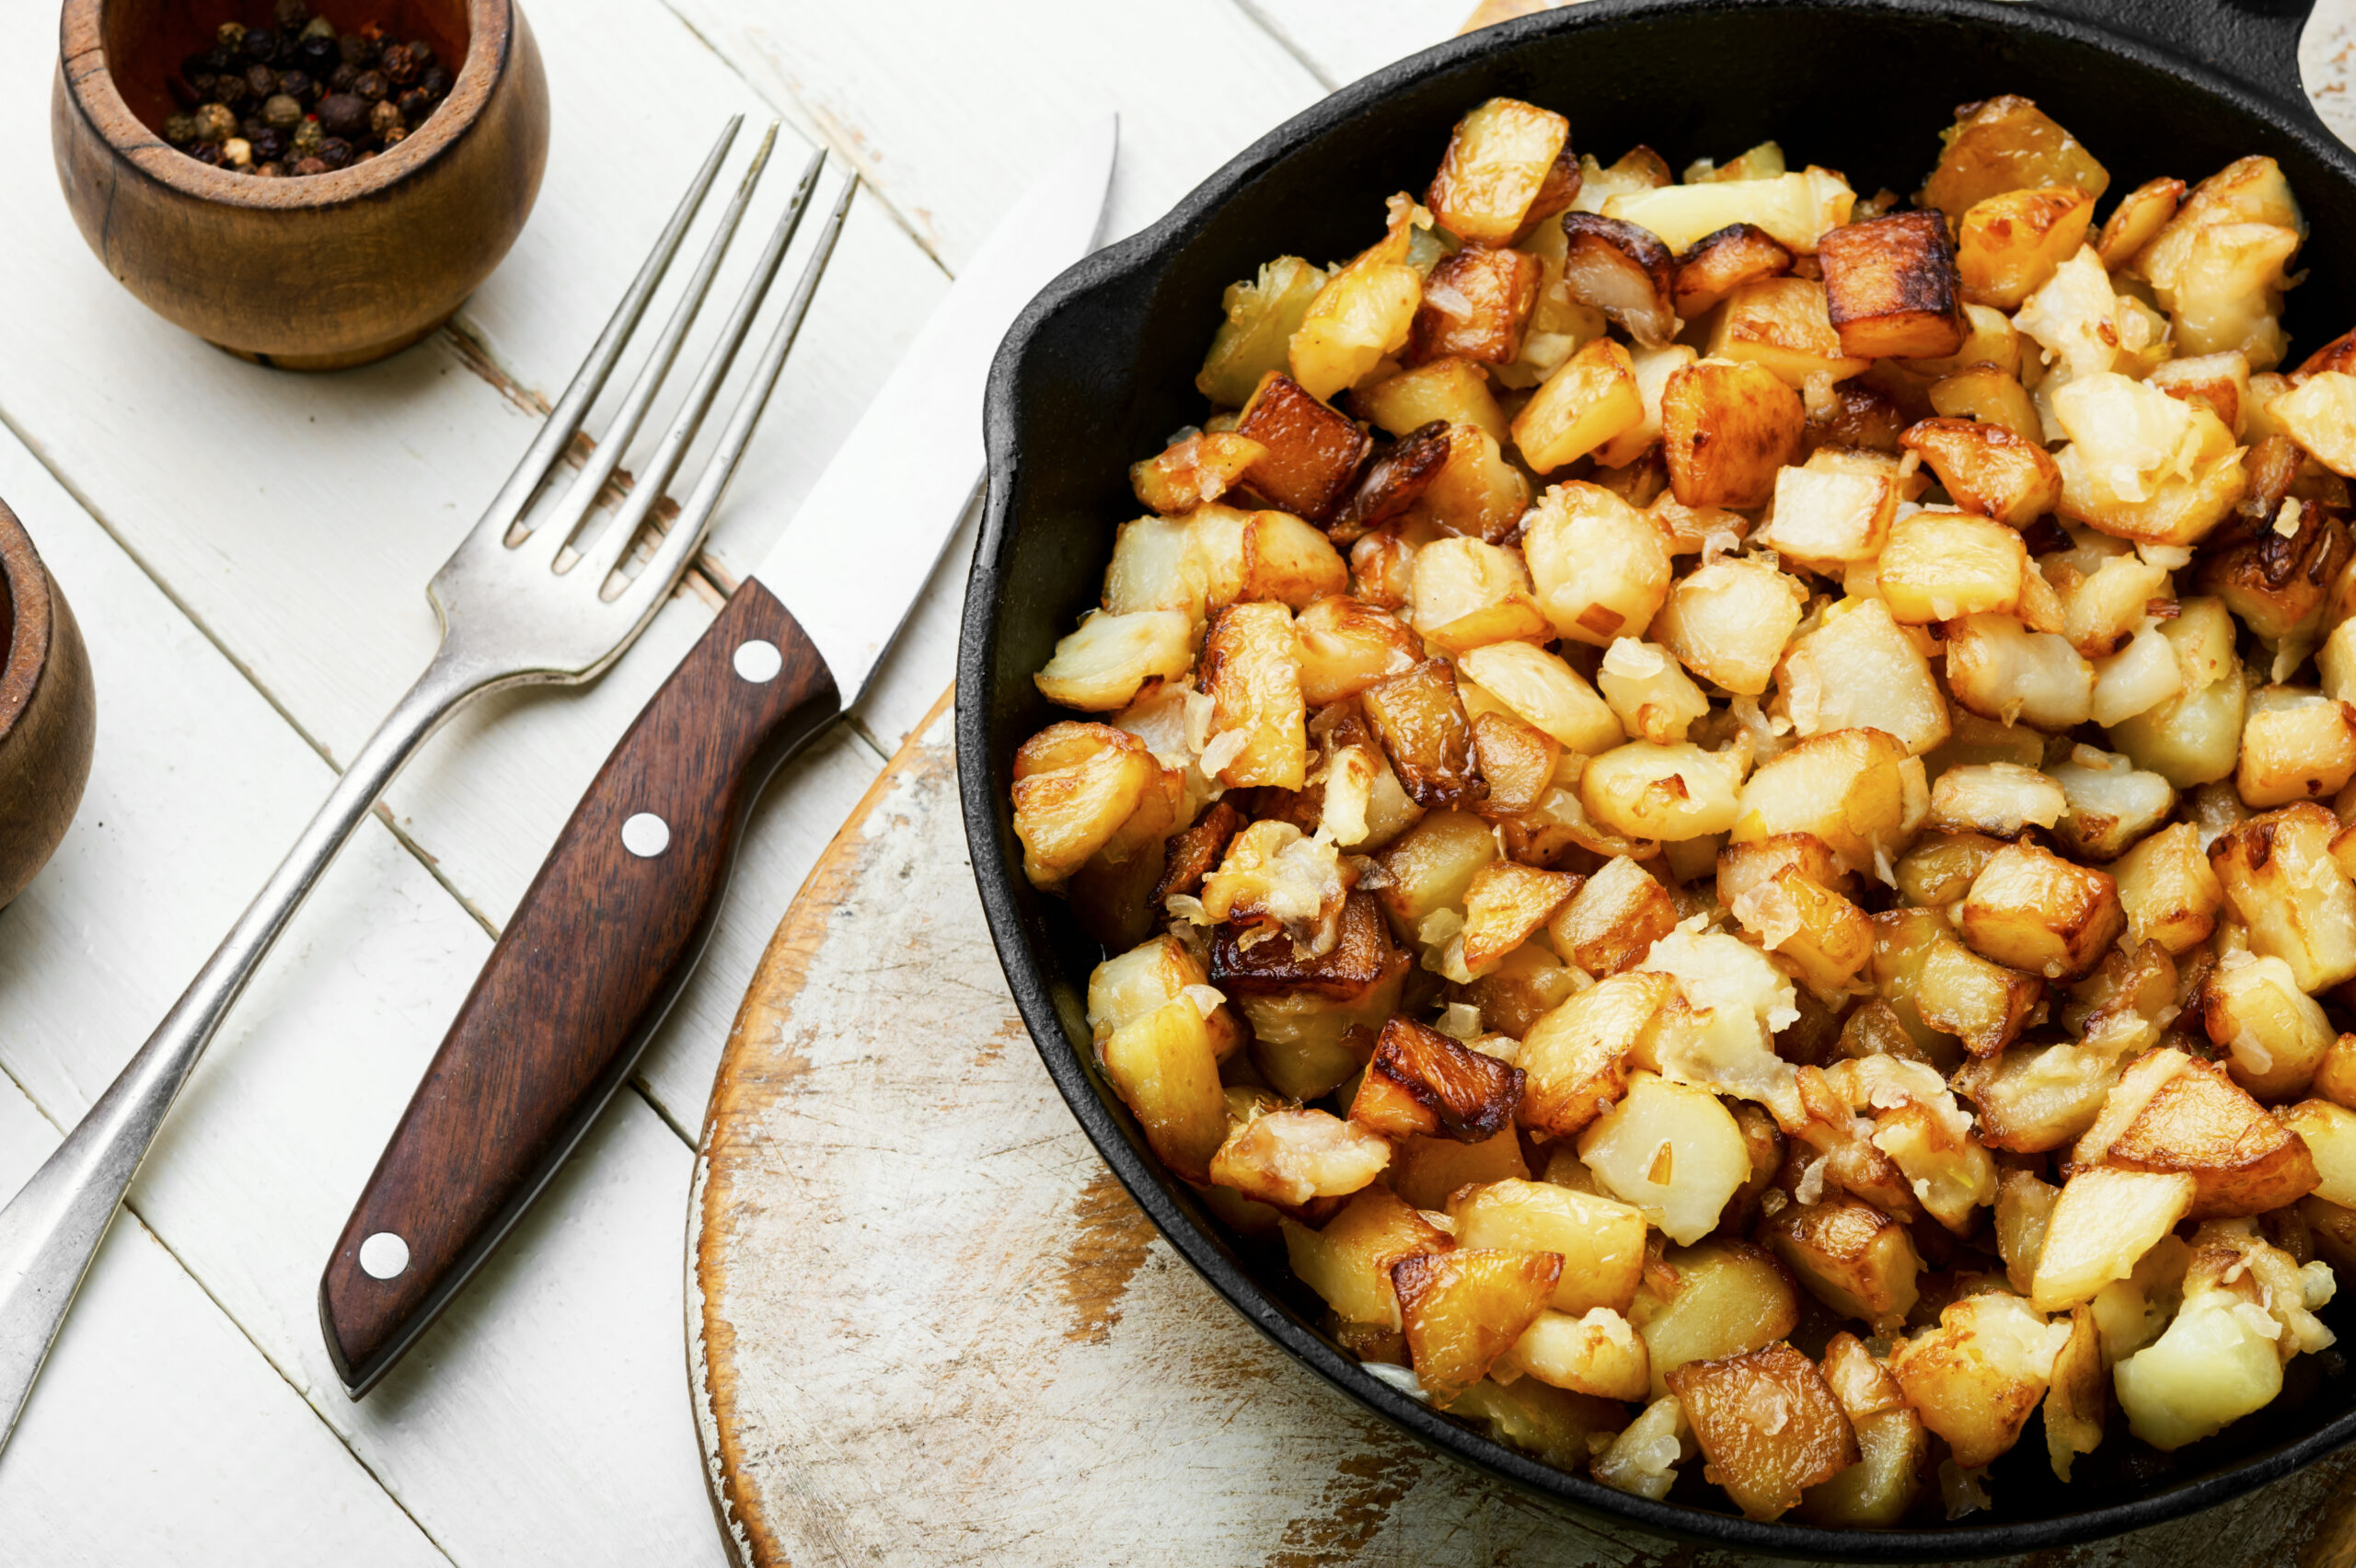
[318,117,1118,1397]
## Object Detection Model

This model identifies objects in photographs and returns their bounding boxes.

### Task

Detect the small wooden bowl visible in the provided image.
[0,500,97,910]
[52,0,550,370]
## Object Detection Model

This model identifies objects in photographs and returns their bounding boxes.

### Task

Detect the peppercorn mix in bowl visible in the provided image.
[53,0,548,369]
[1007,91,2356,1528]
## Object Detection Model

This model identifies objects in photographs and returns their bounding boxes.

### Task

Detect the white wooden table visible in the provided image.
[2,1,2354,1561]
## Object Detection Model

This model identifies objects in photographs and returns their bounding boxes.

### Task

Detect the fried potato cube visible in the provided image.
[1354,356,1509,444]
[1293,594,1418,708]
[2108,610,2246,788]
[1602,167,1856,256]
[2113,1272,2285,1450]
[2041,1305,2106,1481]
[1915,935,2043,1057]
[1727,865,1874,1000]
[1954,1041,2119,1154]
[2210,803,2356,992]
[1730,727,1927,877]
[1578,1071,1752,1244]
[1195,506,1354,613]
[2283,1099,2356,1208]
[2048,745,2176,861]
[1521,480,1674,645]
[1926,761,2063,838]
[1011,721,1162,888]
[1289,201,1426,401]
[1410,423,1532,544]
[1374,807,1497,933]
[1548,856,1679,978]
[1460,943,1585,1042]
[1819,211,1967,359]
[1581,741,1749,843]
[1197,255,1327,408]
[1591,1393,1694,1500]
[1595,343,1699,469]
[1088,933,1241,1057]
[1200,602,1307,790]
[1797,1334,1926,1527]
[1393,1247,1565,1407]
[2047,548,2172,660]
[1100,513,1198,617]
[1283,1183,1452,1329]
[1236,981,1407,1107]
[1326,421,1452,542]
[1513,336,1646,474]
[1755,449,1902,568]
[1920,95,2111,222]
[1674,225,1796,321]
[1558,213,1680,349]
[1510,1307,1651,1401]
[2097,176,2186,271]
[2312,1033,2356,1111]
[1450,1378,1632,1472]
[2200,505,2350,648]
[2028,1166,2197,1311]
[1766,1196,1924,1326]
[1877,510,2028,623]
[1234,372,1373,521]
[1929,363,2043,441]
[1458,859,1580,973]
[1669,1343,1859,1521]
[1957,187,2096,309]
[1946,613,2096,731]
[1994,1168,2060,1295]
[1893,829,2004,908]
[1357,1015,1528,1144]
[1650,556,1807,698]
[1097,997,1229,1182]
[1775,598,1950,757]
[1900,417,2062,526]
[2270,370,2356,478]
[2239,688,2356,808]
[1209,1107,1392,1213]
[1361,657,1484,808]
[1706,277,1869,390]
[1661,358,1807,510]
[1130,431,1268,516]
[2149,349,2253,434]
[1031,608,1197,713]
[1959,840,2124,981]
[1518,971,1675,1138]
[1427,97,1573,247]
[1405,536,1548,654]
[2081,1049,2319,1217]
[1597,638,1709,744]
[1468,709,1561,817]
[1458,640,1622,754]
[1448,1179,1648,1314]
[1392,1126,1531,1211]
[1889,1291,2070,1469]
[1411,244,1542,366]
[1630,1239,1803,1401]
[2051,374,2246,548]
[1718,832,1849,905]
[2206,952,2333,1101]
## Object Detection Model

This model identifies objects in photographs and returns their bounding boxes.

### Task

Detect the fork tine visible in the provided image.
[478,115,744,543]
[611,177,860,616]
[572,154,835,588]
[519,124,793,570]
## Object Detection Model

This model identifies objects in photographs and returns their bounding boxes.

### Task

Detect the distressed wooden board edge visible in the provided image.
[687,685,961,1568]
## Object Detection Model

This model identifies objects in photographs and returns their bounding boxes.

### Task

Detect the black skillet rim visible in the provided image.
[958,0,2356,1556]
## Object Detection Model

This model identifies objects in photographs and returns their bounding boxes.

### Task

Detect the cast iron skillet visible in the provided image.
[960,1,2356,1556]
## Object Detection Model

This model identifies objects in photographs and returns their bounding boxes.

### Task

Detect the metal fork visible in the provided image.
[0,116,853,1452]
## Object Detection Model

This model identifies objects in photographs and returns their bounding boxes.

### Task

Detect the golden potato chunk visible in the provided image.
[1920,95,2110,222]
[1354,356,1509,443]
[1672,221,1794,317]
[1548,855,1679,977]
[1756,448,1904,568]
[1959,840,2124,981]
[1558,213,1680,350]
[1900,417,2062,525]
[1798,1333,1925,1527]
[1518,972,1676,1138]
[1374,807,1497,933]
[1661,358,1807,509]
[1130,431,1267,516]
[1775,598,1950,756]
[1457,860,1580,973]
[1729,727,1927,876]
[1393,1247,1564,1407]
[1765,1197,1923,1327]
[1819,211,1966,359]
[1360,657,1483,809]
[2210,803,2356,992]
[1326,421,1452,544]
[2029,1166,2197,1311]
[1293,594,1418,708]
[1957,187,2096,309]
[1411,244,1542,366]
[2078,1049,2319,1217]
[1599,637,1709,744]
[1457,640,1623,753]
[1350,1015,1526,1143]
[1512,336,1646,474]
[1707,278,1870,390]
[1877,509,2028,623]
[1510,1308,1651,1401]
[1915,934,2043,1056]
[1449,1180,1648,1315]
[1099,998,1228,1182]
[1946,612,2096,731]
[1427,97,1573,247]
[1669,1343,1859,1521]
[2205,953,2333,1101]
[1727,865,1874,1000]
[1650,556,1807,697]
[2096,176,2185,271]
[1200,602,1307,790]
[1392,1126,1530,1211]
[1011,722,1162,888]
[1198,255,1328,408]
[1032,609,1197,712]
[2282,1099,2356,1208]
[1602,167,1856,256]
[1630,1239,1803,1401]
[1579,1071,1753,1244]
[1284,1183,1451,1329]
[2042,1305,2107,1481]
[1406,535,1548,653]
[1468,709,1561,818]
[1520,480,1674,645]
[1209,1107,1392,1213]
[1580,740,1749,843]
[2239,688,2356,808]
[1289,200,1425,401]
[1234,372,1372,522]
[1888,1291,2070,1468]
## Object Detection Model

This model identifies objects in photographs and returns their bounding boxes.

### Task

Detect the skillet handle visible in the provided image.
[2032,0,2319,126]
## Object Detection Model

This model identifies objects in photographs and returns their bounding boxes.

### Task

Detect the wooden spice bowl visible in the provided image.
[52,0,550,370]
[0,499,96,911]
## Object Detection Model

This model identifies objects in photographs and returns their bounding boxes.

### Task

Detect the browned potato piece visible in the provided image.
[1893,830,2004,908]
[1516,971,1676,1138]
[1469,709,1561,818]
[1011,721,1162,888]
[1799,1334,1926,1527]
[1407,536,1549,653]
[1957,187,2096,309]
[1669,1343,1860,1521]
[1920,95,2111,223]
[1719,832,1851,907]
[1293,594,1419,707]
[1776,598,1951,757]
[1959,840,2125,981]
[2029,1165,2197,1310]
[1729,727,1927,877]
[1130,431,1267,515]
[1208,1107,1392,1214]
[1650,556,1807,697]
[1549,855,1679,976]
[2239,689,2356,809]
[1099,997,1228,1182]
[1819,211,1967,359]
[1361,658,1484,808]
[2149,350,2252,434]
[1877,509,2028,622]
[1900,417,2063,525]
[1512,336,1645,474]
[1457,943,1585,1041]
[1509,1307,1651,1401]
[1211,889,1397,1000]
[2203,953,2333,1101]
[1661,358,1807,509]
[1888,1291,2068,1469]
[1201,602,1307,790]
[2210,804,2356,992]
[1374,807,1497,933]
[1916,934,2044,1056]
[1559,213,1680,349]
[1765,1197,1924,1327]
[1450,1378,1630,1473]
[2312,1032,2356,1111]
[1325,421,1451,544]
[1410,422,1532,543]
[1673,222,1795,317]
[1930,363,2044,441]
[1756,446,1906,569]
[1392,1125,1530,1210]
[1283,1183,1451,1329]
[2096,176,2186,271]
[1631,1239,1803,1401]
[1393,1248,1564,1407]
[1449,1180,1647,1314]
[2078,1050,2319,1217]
[1197,255,1328,409]
[2283,1100,2356,1209]
[1706,278,1870,390]
[1728,865,1874,1000]
[1353,1015,1526,1143]
[1233,372,1372,522]
[1411,245,1542,366]
[1427,97,1573,248]
[1353,357,1509,444]
[1458,859,1581,971]
[1954,1042,2120,1154]
[2199,513,2350,648]
[1521,481,1675,646]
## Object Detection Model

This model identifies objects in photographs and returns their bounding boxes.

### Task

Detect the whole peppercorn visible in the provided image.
[261,93,303,131]
[162,112,199,147]
[245,63,279,99]
[406,40,435,70]
[352,69,388,102]
[368,98,405,142]
[272,0,309,30]
[417,65,452,98]
[290,118,324,159]
[340,31,375,68]
[329,63,359,93]
[191,102,237,144]
[183,70,218,103]
[222,136,254,169]
[241,113,269,141]
[398,86,436,126]
[317,137,354,169]
[317,92,370,140]
[239,27,276,62]
[215,21,247,51]
[277,69,317,105]
[249,126,288,162]
[191,141,226,167]
[212,74,251,111]
[379,44,419,86]
[292,156,329,176]
[379,124,407,149]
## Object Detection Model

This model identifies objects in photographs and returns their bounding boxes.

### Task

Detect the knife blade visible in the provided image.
[318,117,1118,1397]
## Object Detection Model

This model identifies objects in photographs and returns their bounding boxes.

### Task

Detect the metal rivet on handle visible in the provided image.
[359,1231,410,1280]
[622,813,671,858]
[733,639,782,683]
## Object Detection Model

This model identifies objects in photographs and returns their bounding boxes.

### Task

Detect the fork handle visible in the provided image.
[318,579,839,1395]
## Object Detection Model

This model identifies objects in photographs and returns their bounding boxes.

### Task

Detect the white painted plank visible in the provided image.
[0,1077,449,1568]
[0,429,725,1563]
[1241,0,1468,87]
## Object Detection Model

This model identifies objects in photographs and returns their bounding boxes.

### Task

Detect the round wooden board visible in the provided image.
[685,691,2356,1567]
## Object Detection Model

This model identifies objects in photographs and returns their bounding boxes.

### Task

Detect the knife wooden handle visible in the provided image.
[319,577,840,1395]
